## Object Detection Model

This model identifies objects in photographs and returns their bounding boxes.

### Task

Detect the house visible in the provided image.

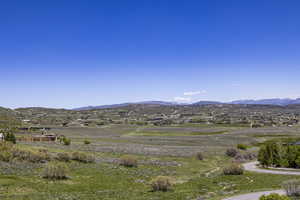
[31,134,57,142]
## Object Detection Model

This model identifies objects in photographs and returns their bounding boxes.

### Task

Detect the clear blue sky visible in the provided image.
[1,0,300,108]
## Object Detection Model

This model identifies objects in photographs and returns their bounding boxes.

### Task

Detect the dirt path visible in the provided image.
[223,190,285,200]
[243,161,300,175]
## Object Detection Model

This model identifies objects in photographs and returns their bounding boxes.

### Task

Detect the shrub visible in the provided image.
[150,176,173,192]
[0,142,13,151]
[196,152,204,160]
[62,137,71,146]
[243,152,257,160]
[12,149,50,163]
[226,148,238,157]
[223,163,244,175]
[234,152,245,163]
[0,142,51,163]
[4,132,16,144]
[0,142,13,162]
[56,152,71,162]
[234,152,257,162]
[84,140,91,145]
[282,179,300,197]
[258,142,287,167]
[37,149,51,160]
[119,155,138,167]
[42,162,68,180]
[237,144,248,150]
[259,193,291,200]
[71,152,95,163]
[0,150,12,162]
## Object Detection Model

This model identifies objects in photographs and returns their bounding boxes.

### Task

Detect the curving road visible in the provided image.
[223,190,285,200]
[243,161,300,175]
[223,161,300,200]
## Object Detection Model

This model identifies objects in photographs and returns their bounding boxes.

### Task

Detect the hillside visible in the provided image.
[14,104,300,127]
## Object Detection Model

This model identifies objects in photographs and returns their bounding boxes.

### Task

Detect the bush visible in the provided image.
[119,155,138,167]
[259,193,291,200]
[4,132,16,144]
[223,163,244,175]
[226,148,238,157]
[0,150,12,162]
[62,137,71,145]
[196,152,204,160]
[150,176,173,192]
[0,142,51,163]
[258,142,292,168]
[234,152,245,163]
[237,144,248,150]
[243,152,257,160]
[234,152,257,162]
[71,152,95,163]
[84,140,91,145]
[12,148,50,163]
[56,152,71,162]
[42,162,68,180]
[282,179,300,197]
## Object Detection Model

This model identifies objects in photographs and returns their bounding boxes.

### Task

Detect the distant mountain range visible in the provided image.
[74,98,300,110]
[73,101,180,110]
[230,98,300,106]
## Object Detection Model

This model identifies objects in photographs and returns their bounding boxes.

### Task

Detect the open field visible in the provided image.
[2,104,300,200]
[0,123,292,199]
[18,124,300,157]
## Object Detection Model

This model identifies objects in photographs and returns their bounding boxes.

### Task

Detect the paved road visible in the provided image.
[223,190,285,200]
[243,161,300,175]
[223,161,300,200]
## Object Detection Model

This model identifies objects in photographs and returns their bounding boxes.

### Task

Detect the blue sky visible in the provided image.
[1,0,300,108]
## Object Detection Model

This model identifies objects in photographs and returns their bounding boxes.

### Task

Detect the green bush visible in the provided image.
[84,140,91,145]
[62,137,71,145]
[150,176,173,192]
[223,163,244,175]
[0,142,13,162]
[258,142,295,168]
[259,193,290,200]
[42,162,68,180]
[119,155,138,167]
[0,150,13,162]
[4,132,16,144]
[282,179,300,197]
[71,152,95,163]
[237,144,248,150]
[196,152,204,160]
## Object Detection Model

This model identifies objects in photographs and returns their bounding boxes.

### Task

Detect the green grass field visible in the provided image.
[5,124,300,199]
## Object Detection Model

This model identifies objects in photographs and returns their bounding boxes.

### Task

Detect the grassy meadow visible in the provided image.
[0,124,299,199]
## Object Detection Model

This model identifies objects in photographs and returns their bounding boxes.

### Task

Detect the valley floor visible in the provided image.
[2,124,300,199]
